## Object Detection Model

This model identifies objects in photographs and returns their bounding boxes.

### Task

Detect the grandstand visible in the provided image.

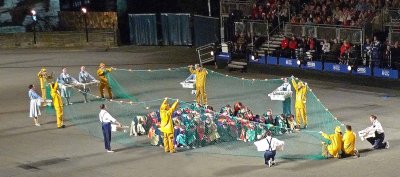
[218,0,400,79]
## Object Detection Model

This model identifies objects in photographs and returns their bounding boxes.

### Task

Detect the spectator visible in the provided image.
[340,40,351,58]
[289,36,298,58]
[392,41,400,69]
[321,39,331,61]
[371,36,382,67]
[363,38,372,66]
[251,4,260,19]
[280,36,290,57]
[383,45,392,68]
[308,36,316,51]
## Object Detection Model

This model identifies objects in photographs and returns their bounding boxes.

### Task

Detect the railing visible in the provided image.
[284,23,363,44]
[220,0,252,17]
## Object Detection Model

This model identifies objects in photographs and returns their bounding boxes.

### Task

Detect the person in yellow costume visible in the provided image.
[160,97,179,153]
[189,64,208,106]
[342,125,360,158]
[320,126,343,158]
[50,82,65,128]
[97,63,113,99]
[37,68,52,99]
[291,76,307,128]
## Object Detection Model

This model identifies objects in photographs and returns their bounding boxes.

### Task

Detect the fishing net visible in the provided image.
[52,67,342,160]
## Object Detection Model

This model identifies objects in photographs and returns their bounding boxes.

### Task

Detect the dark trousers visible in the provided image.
[264,150,276,164]
[367,132,386,149]
[102,122,112,150]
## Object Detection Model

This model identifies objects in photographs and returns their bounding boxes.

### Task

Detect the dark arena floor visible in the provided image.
[0,46,399,177]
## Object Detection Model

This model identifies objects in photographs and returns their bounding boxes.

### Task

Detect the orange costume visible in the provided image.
[97,63,113,99]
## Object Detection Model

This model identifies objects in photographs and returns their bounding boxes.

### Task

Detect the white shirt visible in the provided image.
[99,109,116,123]
[369,119,384,134]
[264,136,284,151]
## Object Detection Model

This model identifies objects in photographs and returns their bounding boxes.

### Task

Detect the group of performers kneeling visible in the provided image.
[130,101,300,151]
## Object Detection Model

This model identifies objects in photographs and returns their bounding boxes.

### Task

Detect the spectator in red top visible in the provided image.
[289,36,298,58]
[281,36,289,49]
[280,36,290,57]
[308,36,316,50]
[340,40,351,57]
[251,4,259,19]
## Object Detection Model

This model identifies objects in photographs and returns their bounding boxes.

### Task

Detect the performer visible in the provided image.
[342,125,360,158]
[78,66,96,103]
[28,84,42,126]
[263,130,284,167]
[278,77,292,115]
[291,76,308,128]
[99,104,121,152]
[160,97,179,153]
[57,67,78,105]
[319,126,343,158]
[37,68,52,99]
[189,65,208,106]
[50,82,65,128]
[364,115,389,149]
[97,63,113,99]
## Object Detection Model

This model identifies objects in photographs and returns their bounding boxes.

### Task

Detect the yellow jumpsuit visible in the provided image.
[97,67,113,99]
[50,82,64,128]
[321,126,343,158]
[37,68,51,99]
[160,99,179,153]
[291,79,307,126]
[342,130,356,156]
[189,67,208,105]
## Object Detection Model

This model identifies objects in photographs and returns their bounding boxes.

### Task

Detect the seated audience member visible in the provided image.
[280,36,290,57]
[289,36,298,58]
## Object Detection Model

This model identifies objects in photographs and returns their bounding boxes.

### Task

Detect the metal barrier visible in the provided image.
[284,23,363,44]
[197,43,216,66]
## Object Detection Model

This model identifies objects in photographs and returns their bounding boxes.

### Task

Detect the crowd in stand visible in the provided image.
[277,35,400,69]
[289,0,387,26]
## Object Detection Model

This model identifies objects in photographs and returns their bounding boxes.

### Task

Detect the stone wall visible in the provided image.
[0,30,116,48]
[59,11,117,30]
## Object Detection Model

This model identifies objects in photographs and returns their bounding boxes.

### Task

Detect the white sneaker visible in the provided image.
[107,150,114,153]
[268,159,272,167]
[35,123,41,126]
[386,141,390,149]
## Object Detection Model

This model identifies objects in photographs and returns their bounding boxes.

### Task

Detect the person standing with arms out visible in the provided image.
[97,63,113,99]
[291,76,308,128]
[160,97,179,153]
[364,115,389,149]
[99,104,121,153]
[37,68,52,100]
[28,84,42,126]
[78,66,96,103]
[57,67,78,105]
[264,130,284,167]
[342,125,360,158]
[50,82,65,128]
[189,65,208,106]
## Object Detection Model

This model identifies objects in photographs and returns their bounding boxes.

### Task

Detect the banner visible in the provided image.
[352,66,372,76]
[216,52,231,61]
[266,56,278,65]
[278,58,299,68]
[373,67,399,79]
[323,63,350,73]
[301,61,323,71]
[249,55,266,64]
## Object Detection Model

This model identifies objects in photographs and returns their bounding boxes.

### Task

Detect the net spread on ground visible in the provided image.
[60,67,342,160]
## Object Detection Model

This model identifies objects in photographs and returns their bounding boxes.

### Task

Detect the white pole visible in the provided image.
[208,0,211,16]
